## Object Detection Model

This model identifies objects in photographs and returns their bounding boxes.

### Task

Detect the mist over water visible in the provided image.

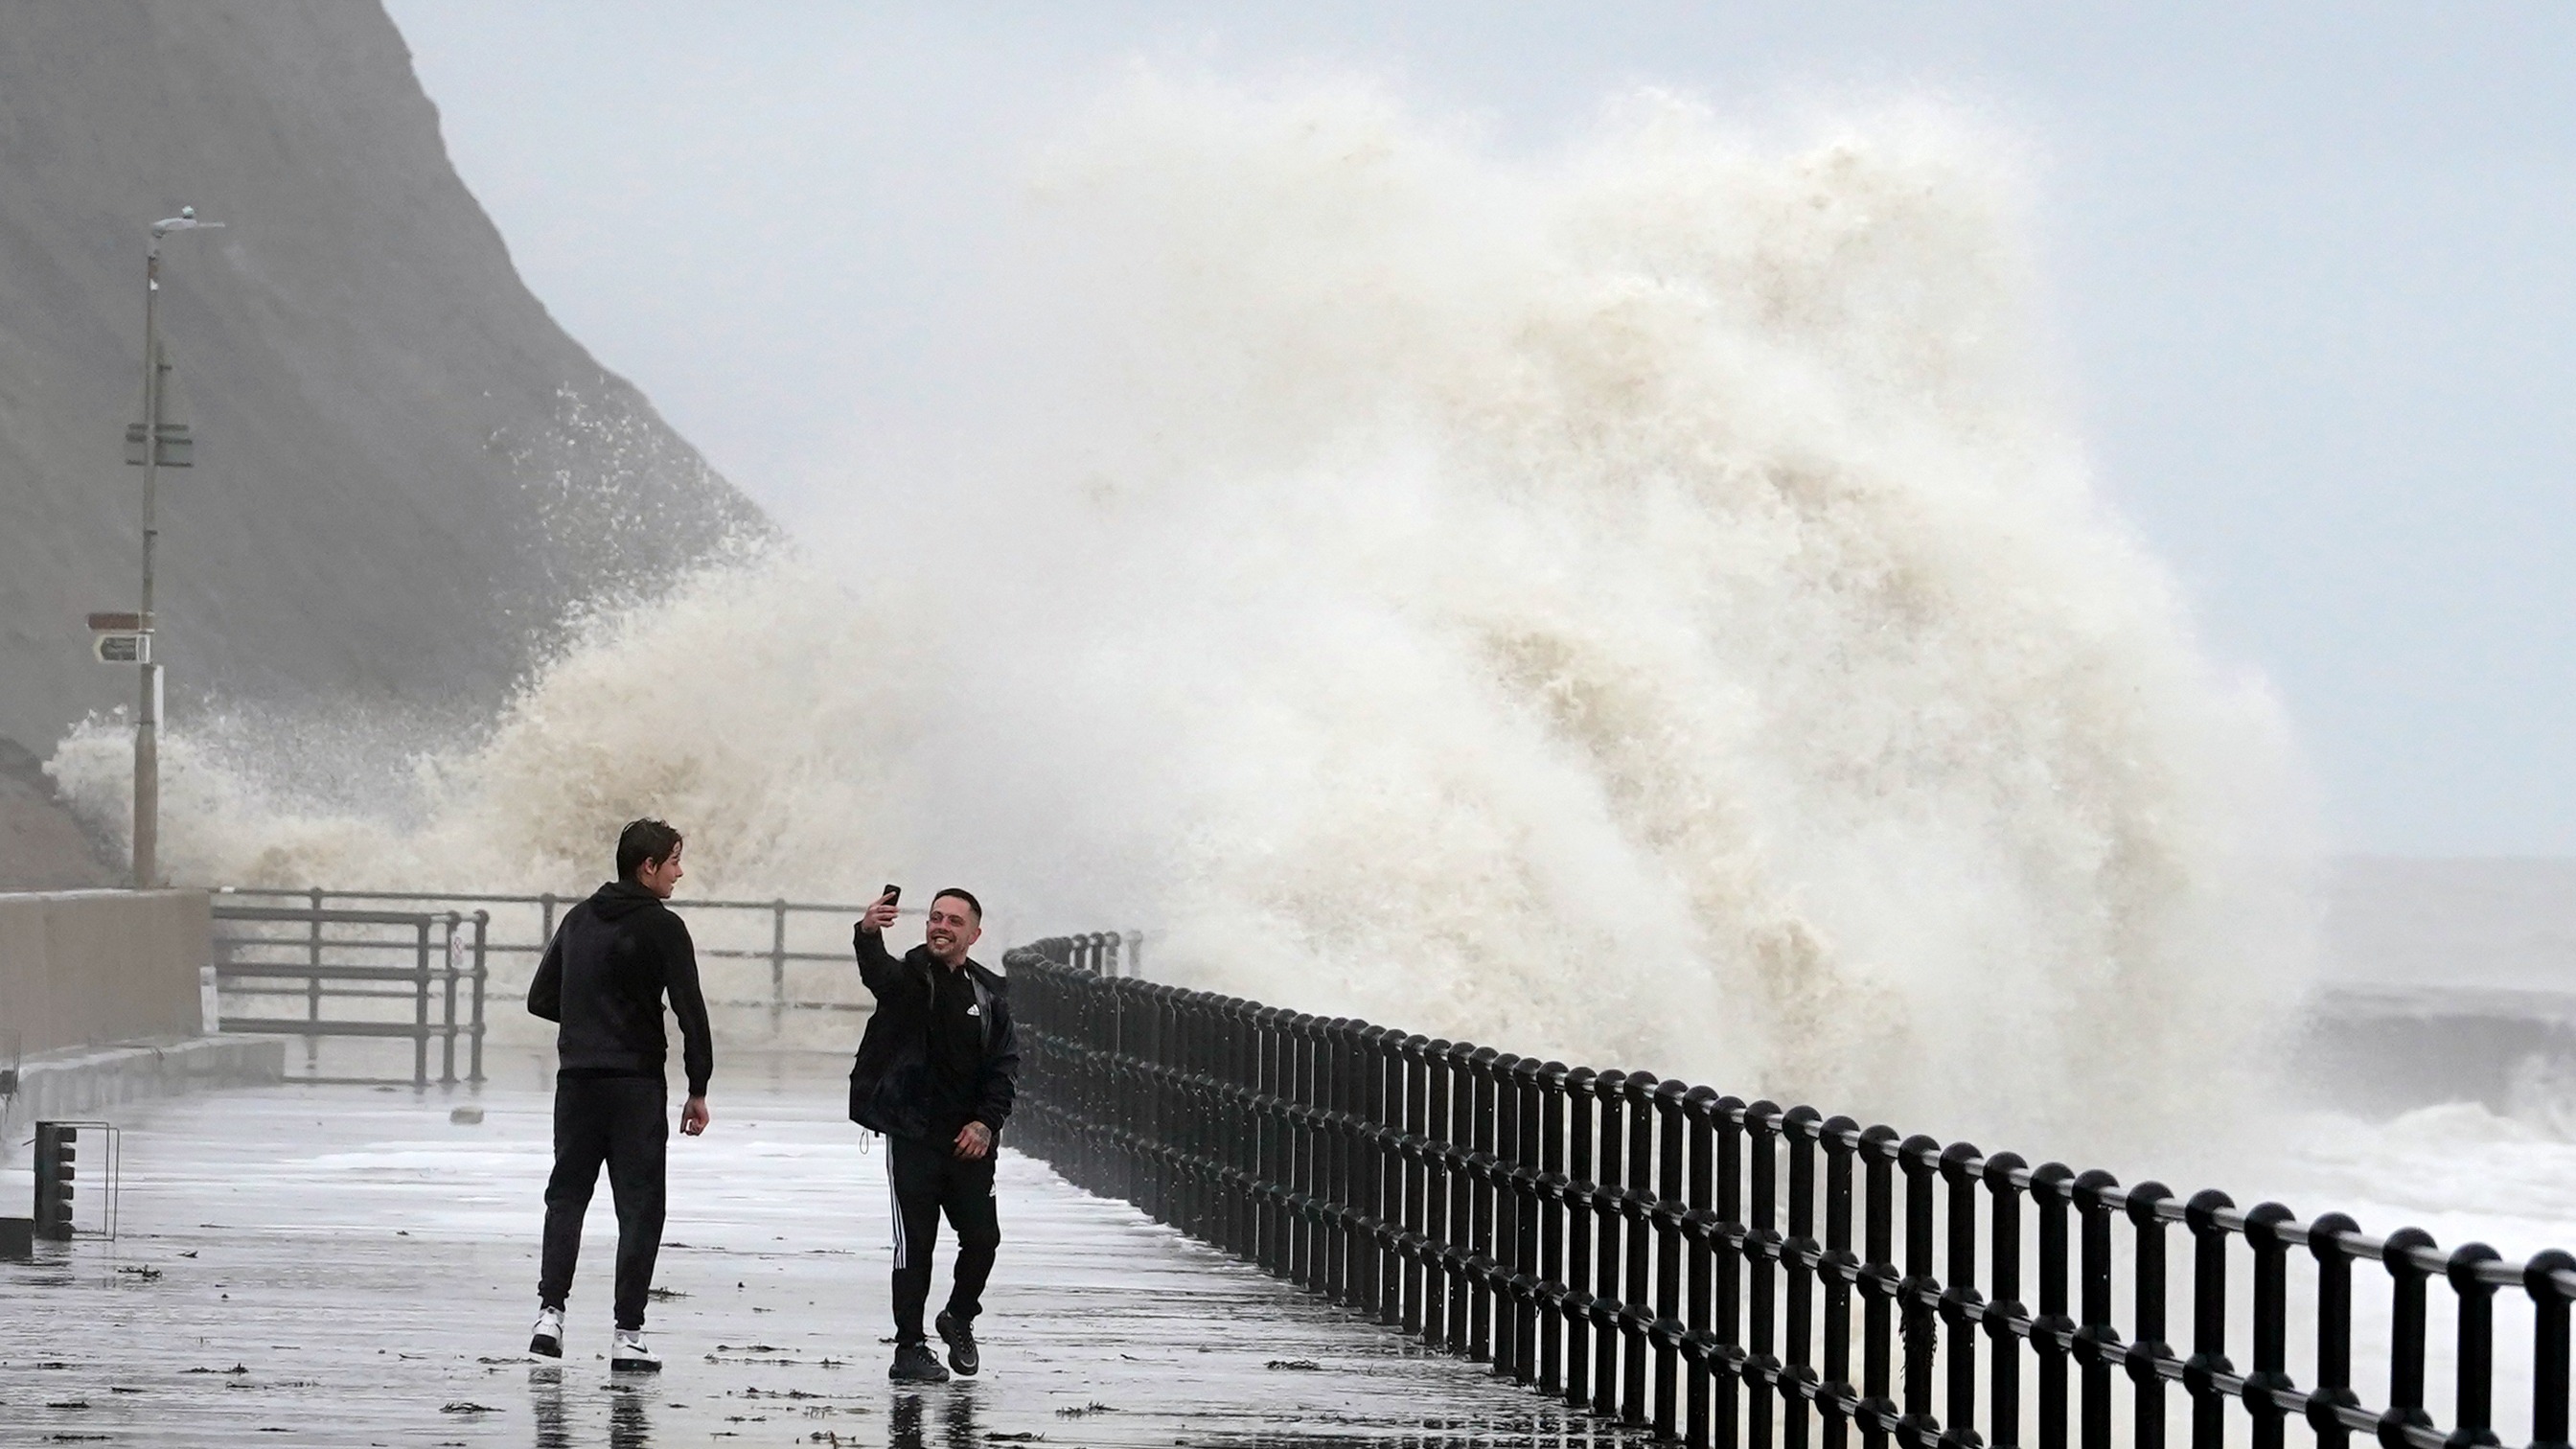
[52,77,2314,1156]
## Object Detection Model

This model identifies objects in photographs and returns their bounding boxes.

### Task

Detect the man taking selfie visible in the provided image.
[849,886,1019,1383]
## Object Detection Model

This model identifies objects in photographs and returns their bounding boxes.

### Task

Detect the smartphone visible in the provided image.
[882,884,901,907]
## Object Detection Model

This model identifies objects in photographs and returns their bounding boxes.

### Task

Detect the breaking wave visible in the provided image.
[50,76,2312,1151]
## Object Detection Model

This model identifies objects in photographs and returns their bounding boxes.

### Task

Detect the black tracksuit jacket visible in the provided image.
[528,881,714,1096]
[847,927,1018,1142]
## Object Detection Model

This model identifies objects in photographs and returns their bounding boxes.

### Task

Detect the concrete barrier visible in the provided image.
[0,888,210,1056]
[0,889,281,1165]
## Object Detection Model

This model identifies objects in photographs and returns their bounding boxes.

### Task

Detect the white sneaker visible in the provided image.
[610,1329,660,1372]
[528,1305,564,1359]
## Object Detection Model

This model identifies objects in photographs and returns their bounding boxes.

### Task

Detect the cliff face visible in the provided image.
[0,1,765,773]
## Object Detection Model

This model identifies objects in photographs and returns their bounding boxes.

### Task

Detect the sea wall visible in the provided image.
[0,889,208,1057]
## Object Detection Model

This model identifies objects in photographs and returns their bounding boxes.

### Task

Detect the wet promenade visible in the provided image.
[0,1064,1652,1447]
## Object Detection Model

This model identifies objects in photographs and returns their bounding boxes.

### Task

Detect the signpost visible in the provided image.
[122,207,220,889]
[87,611,150,664]
[123,421,193,468]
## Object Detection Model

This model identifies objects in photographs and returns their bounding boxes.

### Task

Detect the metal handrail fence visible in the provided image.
[1002,952,2576,1449]
[1023,932,1141,978]
[215,888,919,1039]
[212,904,487,1087]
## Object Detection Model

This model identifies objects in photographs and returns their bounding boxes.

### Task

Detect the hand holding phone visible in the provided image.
[860,884,901,936]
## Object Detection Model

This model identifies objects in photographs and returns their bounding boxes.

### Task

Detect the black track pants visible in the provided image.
[887,1133,1000,1345]
[538,1073,668,1330]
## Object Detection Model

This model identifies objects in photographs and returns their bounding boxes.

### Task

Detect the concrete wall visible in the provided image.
[0,889,209,1058]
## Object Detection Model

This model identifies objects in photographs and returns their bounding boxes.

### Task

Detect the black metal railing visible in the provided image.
[212,902,487,1087]
[216,887,923,1040]
[1001,954,2576,1449]
[1017,932,1143,978]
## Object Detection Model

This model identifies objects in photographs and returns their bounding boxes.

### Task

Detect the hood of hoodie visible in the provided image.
[589,880,663,921]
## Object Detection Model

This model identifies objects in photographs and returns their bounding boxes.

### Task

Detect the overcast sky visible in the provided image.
[383,2,2576,858]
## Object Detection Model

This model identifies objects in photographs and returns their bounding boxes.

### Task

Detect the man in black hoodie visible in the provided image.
[524,817,714,1372]
[849,886,1018,1383]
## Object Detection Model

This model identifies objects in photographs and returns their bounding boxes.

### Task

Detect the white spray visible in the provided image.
[51,76,2313,1155]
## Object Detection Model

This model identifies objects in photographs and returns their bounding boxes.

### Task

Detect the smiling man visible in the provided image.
[848,886,1019,1383]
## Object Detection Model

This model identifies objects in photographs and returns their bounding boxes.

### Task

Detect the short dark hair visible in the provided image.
[616,818,682,881]
[930,887,982,921]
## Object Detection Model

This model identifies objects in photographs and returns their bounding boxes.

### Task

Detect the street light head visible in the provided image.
[150,209,222,239]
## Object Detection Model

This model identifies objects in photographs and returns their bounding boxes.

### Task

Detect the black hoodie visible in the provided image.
[847,926,1017,1141]
[528,881,714,1096]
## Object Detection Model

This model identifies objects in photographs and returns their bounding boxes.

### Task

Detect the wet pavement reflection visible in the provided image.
[0,1070,1656,1445]
[527,1368,656,1449]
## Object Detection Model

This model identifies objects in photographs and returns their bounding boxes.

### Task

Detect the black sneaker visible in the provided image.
[889,1340,950,1383]
[935,1310,979,1376]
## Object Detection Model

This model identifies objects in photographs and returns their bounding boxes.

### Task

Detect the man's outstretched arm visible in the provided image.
[851,889,906,996]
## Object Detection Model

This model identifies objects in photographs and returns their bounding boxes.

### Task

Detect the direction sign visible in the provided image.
[123,422,192,468]
[93,632,151,664]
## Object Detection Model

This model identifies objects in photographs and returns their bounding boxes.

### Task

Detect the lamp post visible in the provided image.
[130,206,220,889]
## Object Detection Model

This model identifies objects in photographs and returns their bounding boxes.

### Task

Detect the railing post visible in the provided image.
[411,918,431,1090]
[2071,1169,2122,1449]
[1234,1001,1256,1266]
[1785,1107,1824,1449]
[1512,1056,1545,1384]
[1937,1140,1982,1449]
[1344,1019,1373,1309]
[1292,1013,1318,1290]
[1261,1008,1290,1278]
[1751,1103,1784,1449]
[1321,1018,1347,1300]
[469,909,489,1085]
[1898,1134,1942,1444]
[1424,1039,1456,1346]
[1822,1116,1863,1449]
[1405,1036,1433,1335]
[439,912,460,1087]
[2126,1181,2173,1449]
[2527,1250,2575,1449]
[1623,1071,1657,1425]
[1985,1153,2029,1449]
[2447,1242,2503,1449]
[1721,1097,1753,1449]
[2307,1212,2358,1449]
[2383,1228,2439,1449]
[2031,1163,2075,1449]
[306,886,323,1072]
[1688,1087,1725,1449]
[1564,1066,1599,1411]
[1361,1023,1390,1320]
[1450,1042,1482,1358]
[1859,1124,1902,1449]
[1471,1046,1503,1364]
[1595,1070,1629,1419]
[1659,1080,1697,1441]
[2240,1203,2295,1449]
[1541,1061,1572,1397]
[770,899,788,1039]
[2182,1189,2236,1449]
